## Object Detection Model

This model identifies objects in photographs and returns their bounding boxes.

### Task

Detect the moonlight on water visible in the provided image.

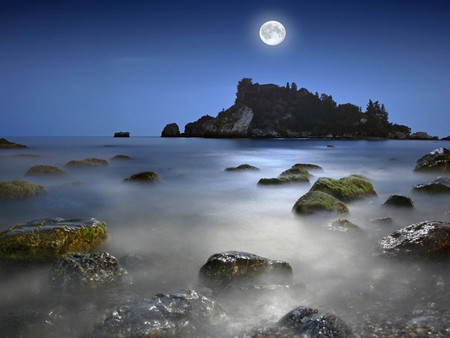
[259,20,286,45]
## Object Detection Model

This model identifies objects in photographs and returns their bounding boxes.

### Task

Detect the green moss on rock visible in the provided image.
[291,163,323,171]
[25,165,66,176]
[258,167,311,185]
[292,191,349,215]
[225,164,260,171]
[310,175,376,201]
[66,158,108,167]
[124,171,159,183]
[0,180,46,200]
[0,218,109,261]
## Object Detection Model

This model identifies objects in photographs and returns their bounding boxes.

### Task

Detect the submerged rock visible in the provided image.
[292,191,349,215]
[94,289,228,338]
[383,195,414,208]
[414,147,450,173]
[327,219,362,233]
[0,218,108,261]
[0,180,46,200]
[413,176,450,194]
[123,171,159,183]
[225,164,260,172]
[291,163,323,171]
[258,167,311,185]
[25,165,66,176]
[370,217,394,225]
[375,220,450,259]
[0,138,27,149]
[161,123,181,137]
[310,175,377,201]
[198,251,292,291]
[66,157,108,167]
[50,252,131,291]
[110,154,132,161]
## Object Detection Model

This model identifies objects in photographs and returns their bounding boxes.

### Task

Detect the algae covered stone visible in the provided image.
[25,165,66,176]
[0,180,46,200]
[291,163,323,171]
[0,218,108,261]
[292,191,349,215]
[123,171,159,183]
[310,175,376,201]
[258,167,311,185]
[225,164,260,171]
[66,157,108,167]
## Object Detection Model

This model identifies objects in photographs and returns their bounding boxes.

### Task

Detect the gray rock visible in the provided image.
[413,176,450,194]
[414,147,450,172]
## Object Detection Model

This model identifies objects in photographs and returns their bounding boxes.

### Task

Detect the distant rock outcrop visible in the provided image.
[161,123,181,137]
[408,131,438,140]
[0,138,27,149]
[114,131,130,137]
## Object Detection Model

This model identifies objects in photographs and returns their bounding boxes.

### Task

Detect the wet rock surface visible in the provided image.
[123,171,159,183]
[413,176,450,194]
[225,164,260,171]
[94,289,229,338]
[66,157,108,167]
[310,175,377,201]
[375,220,450,259]
[414,147,450,172]
[198,251,292,291]
[383,194,414,208]
[25,165,66,176]
[0,179,46,200]
[0,218,109,261]
[292,191,349,215]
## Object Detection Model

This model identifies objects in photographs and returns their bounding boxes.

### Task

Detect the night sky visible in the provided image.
[1,0,449,137]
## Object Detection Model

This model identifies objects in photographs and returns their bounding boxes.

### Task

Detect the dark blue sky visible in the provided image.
[1,0,449,137]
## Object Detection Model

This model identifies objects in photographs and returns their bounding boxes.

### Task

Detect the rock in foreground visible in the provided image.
[66,157,108,167]
[413,176,450,194]
[0,218,108,261]
[25,165,66,176]
[0,138,27,149]
[199,251,292,291]
[0,180,46,200]
[310,175,376,201]
[94,289,228,338]
[50,252,131,291]
[123,171,159,183]
[293,191,349,215]
[375,220,450,259]
[414,147,450,173]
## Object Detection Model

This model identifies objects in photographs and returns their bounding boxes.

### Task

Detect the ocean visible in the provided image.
[0,137,449,336]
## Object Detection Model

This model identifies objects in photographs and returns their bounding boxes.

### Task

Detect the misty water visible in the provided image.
[1,137,449,337]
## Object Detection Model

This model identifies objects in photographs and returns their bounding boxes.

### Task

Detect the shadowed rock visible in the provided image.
[225,164,260,171]
[50,252,131,291]
[0,180,46,200]
[375,220,450,259]
[66,157,108,167]
[293,191,349,215]
[383,195,414,208]
[310,175,376,201]
[414,147,450,173]
[291,163,323,171]
[0,218,108,261]
[161,123,181,137]
[0,138,27,149]
[258,167,311,185]
[327,219,363,233]
[25,165,66,176]
[198,251,292,291]
[94,289,228,338]
[114,131,130,137]
[413,176,450,194]
[111,154,132,160]
[123,171,159,183]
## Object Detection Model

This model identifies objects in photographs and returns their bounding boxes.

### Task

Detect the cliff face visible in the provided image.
[164,78,414,138]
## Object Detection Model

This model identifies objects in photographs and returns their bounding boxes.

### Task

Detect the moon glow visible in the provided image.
[259,21,286,46]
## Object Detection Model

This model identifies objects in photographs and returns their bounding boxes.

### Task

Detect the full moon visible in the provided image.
[259,21,286,46]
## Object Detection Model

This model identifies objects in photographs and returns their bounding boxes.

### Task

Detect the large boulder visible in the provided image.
[49,252,131,291]
[94,289,228,338]
[383,195,414,208]
[161,123,181,137]
[184,115,215,137]
[291,163,323,171]
[258,167,311,185]
[66,157,108,167]
[123,171,159,183]
[374,220,450,259]
[0,180,46,200]
[25,165,66,176]
[292,191,349,215]
[198,251,292,291]
[225,164,260,172]
[310,175,377,201]
[412,177,450,194]
[414,148,450,173]
[0,218,108,261]
[0,138,27,149]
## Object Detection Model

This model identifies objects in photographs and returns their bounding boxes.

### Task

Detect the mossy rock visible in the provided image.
[258,168,311,185]
[0,138,27,149]
[66,157,108,167]
[124,171,159,183]
[0,218,109,261]
[25,165,66,176]
[225,164,260,171]
[310,175,376,202]
[414,147,450,173]
[291,163,323,171]
[0,180,46,200]
[279,167,312,178]
[383,195,414,208]
[292,191,349,215]
[111,154,132,160]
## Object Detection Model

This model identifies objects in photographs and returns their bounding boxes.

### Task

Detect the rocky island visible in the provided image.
[162,78,435,139]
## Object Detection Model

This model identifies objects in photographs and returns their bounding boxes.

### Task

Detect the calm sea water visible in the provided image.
[0,137,449,336]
